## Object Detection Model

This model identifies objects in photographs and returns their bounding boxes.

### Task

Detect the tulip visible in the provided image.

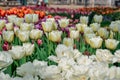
[89,36,103,48]
[84,33,96,44]
[20,23,31,31]
[80,16,88,24]
[110,21,119,32]
[109,30,114,39]
[32,14,39,23]
[14,26,19,36]
[37,39,42,45]
[105,39,119,50]
[97,28,109,39]
[93,15,103,23]
[23,43,35,56]
[41,21,53,32]
[63,37,74,47]
[90,23,100,32]
[24,14,33,23]
[48,30,62,42]
[7,15,17,23]
[30,29,43,40]
[46,18,57,30]
[2,31,14,43]
[58,18,69,28]
[18,30,30,42]
[14,18,24,27]
[9,46,25,60]
[5,23,13,31]
[2,42,10,51]
[0,51,13,69]
[69,30,79,39]
[76,23,87,32]
[84,27,94,34]
[0,20,6,30]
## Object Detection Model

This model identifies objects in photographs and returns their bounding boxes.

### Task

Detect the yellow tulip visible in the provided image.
[48,30,62,42]
[93,15,103,23]
[2,31,14,42]
[41,21,53,32]
[23,43,35,56]
[5,23,13,31]
[84,33,96,44]
[105,39,119,50]
[90,23,100,32]
[63,38,74,47]
[89,36,103,48]
[20,23,31,31]
[97,28,109,39]
[58,18,69,28]
[9,46,25,60]
[0,20,6,30]
[30,29,43,40]
[70,30,79,39]
[18,30,30,42]
[80,16,88,24]
[76,23,87,32]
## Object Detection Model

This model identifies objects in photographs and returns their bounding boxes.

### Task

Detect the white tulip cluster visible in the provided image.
[1,44,120,80]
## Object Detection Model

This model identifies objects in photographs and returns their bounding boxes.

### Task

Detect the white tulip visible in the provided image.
[97,28,109,39]
[114,50,120,63]
[84,27,94,34]
[14,18,24,27]
[63,37,74,47]
[20,23,31,31]
[0,72,12,80]
[9,46,25,60]
[30,29,43,40]
[32,14,39,23]
[46,18,57,30]
[24,14,33,23]
[48,30,62,42]
[0,51,13,69]
[2,31,14,42]
[93,15,103,23]
[84,33,96,44]
[7,15,17,23]
[105,39,119,50]
[76,23,87,32]
[90,23,100,32]
[23,43,35,56]
[17,62,36,76]
[89,36,103,48]
[69,30,79,39]
[58,18,69,28]
[110,21,119,32]
[0,20,6,30]
[18,30,30,42]
[96,49,114,63]
[41,21,53,32]
[5,23,13,31]
[80,16,88,24]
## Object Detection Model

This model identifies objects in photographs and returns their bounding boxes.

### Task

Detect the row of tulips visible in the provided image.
[0,11,120,78]
[1,44,120,80]
[0,7,46,18]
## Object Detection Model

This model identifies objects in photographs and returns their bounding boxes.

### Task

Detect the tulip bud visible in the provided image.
[2,42,10,51]
[41,21,53,32]
[37,39,42,45]
[30,29,43,40]
[105,39,119,50]
[2,31,14,43]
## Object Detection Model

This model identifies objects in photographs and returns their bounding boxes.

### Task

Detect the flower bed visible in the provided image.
[0,6,120,80]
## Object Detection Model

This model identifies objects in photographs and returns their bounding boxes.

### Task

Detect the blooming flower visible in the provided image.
[2,31,14,42]
[93,15,103,23]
